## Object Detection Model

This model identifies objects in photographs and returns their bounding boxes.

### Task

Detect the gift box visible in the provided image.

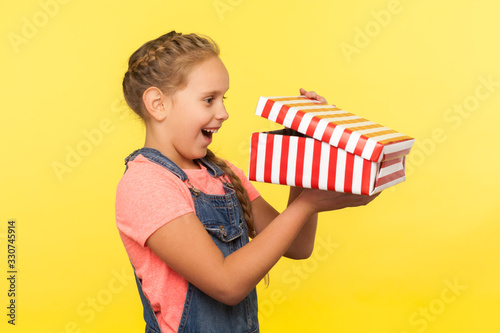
[248,96,415,195]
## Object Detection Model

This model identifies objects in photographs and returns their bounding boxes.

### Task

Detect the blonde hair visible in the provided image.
[122,31,256,237]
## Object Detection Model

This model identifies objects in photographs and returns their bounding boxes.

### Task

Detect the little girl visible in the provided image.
[116,31,378,333]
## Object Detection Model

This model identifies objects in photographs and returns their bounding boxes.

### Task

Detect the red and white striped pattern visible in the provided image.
[255,96,414,163]
[248,130,405,195]
[248,96,414,195]
[374,156,407,193]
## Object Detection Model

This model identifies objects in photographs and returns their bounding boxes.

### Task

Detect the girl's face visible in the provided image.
[162,56,230,169]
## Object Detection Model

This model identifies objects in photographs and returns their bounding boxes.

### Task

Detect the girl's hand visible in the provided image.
[299,88,331,105]
[298,188,380,214]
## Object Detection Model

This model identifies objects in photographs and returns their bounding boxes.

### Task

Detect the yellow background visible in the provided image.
[1,0,499,332]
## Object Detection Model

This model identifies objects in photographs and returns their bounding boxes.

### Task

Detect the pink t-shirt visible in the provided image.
[115,154,260,333]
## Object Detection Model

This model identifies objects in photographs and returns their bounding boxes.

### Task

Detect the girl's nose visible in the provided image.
[215,104,229,121]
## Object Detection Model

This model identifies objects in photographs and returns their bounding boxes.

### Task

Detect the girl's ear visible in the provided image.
[142,87,169,121]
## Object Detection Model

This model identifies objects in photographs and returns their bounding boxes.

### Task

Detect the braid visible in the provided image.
[126,31,180,74]
[123,31,219,118]
[205,150,270,286]
[205,150,256,238]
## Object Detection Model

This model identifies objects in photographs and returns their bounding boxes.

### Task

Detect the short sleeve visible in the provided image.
[226,161,261,202]
[115,156,195,246]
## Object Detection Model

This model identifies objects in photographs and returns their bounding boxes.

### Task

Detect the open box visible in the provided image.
[248,96,415,195]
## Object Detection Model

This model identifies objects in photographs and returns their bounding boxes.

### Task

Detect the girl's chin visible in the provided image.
[193,147,209,159]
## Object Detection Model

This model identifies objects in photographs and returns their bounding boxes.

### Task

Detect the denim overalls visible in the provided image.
[125,148,259,333]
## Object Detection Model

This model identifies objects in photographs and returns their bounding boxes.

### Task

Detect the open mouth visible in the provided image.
[201,128,218,139]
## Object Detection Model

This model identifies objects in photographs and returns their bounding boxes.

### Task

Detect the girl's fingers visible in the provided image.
[300,88,317,99]
[300,88,327,104]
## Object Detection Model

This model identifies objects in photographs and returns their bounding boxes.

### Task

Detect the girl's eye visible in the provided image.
[204,96,227,104]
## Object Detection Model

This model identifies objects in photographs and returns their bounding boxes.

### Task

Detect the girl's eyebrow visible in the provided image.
[201,89,228,96]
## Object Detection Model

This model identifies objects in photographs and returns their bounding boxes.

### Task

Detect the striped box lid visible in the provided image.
[255,96,414,163]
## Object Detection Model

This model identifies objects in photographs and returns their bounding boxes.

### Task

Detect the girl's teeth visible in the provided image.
[202,129,218,138]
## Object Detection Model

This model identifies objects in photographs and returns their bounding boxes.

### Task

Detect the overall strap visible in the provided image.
[198,157,226,178]
[124,147,188,181]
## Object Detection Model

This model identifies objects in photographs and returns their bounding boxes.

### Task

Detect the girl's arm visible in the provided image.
[251,187,318,260]
[146,188,378,306]
[285,187,318,259]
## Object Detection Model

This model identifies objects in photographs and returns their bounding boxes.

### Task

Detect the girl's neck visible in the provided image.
[143,138,201,170]
[143,115,201,170]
